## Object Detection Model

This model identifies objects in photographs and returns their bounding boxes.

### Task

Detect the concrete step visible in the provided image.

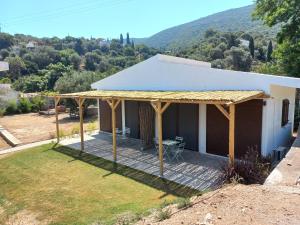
[0,125,22,147]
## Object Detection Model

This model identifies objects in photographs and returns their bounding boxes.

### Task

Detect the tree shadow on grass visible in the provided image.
[52,145,202,198]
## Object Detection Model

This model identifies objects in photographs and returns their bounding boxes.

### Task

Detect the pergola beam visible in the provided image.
[55,97,60,143]
[106,99,121,162]
[215,104,229,120]
[150,101,170,177]
[79,98,85,155]
[229,104,235,165]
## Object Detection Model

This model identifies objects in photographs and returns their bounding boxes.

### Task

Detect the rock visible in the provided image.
[204,213,213,224]
[217,216,222,220]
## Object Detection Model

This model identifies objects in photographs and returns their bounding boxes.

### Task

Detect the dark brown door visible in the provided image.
[125,100,140,139]
[206,100,263,158]
[206,105,229,156]
[99,100,122,132]
[235,100,263,158]
[163,103,199,151]
[178,104,199,151]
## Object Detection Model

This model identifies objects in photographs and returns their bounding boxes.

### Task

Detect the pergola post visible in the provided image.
[78,98,85,154]
[55,97,60,143]
[151,101,170,177]
[229,104,235,165]
[107,99,121,162]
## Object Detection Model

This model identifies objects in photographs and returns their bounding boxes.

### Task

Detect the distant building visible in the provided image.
[99,39,110,47]
[239,39,250,47]
[26,41,37,49]
[0,61,9,72]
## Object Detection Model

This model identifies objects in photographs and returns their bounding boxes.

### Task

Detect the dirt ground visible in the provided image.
[138,184,300,225]
[0,137,10,149]
[0,113,98,145]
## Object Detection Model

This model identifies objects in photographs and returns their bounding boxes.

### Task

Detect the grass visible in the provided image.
[0,143,200,225]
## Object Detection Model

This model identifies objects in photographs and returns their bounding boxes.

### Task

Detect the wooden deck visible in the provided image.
[60,132,226,190]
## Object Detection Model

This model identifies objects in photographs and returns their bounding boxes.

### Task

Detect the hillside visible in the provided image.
[135,5,279,49]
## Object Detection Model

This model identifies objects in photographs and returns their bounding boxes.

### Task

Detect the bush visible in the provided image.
[17,98,32,113]
[222,148,271,184]
[30,96,45,112]
[5,100,18,114]
[176,198,192,209]
[155,208,171,222]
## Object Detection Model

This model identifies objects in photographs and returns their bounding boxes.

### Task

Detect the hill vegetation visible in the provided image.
[0,33,159,93]
[135,5,280,50]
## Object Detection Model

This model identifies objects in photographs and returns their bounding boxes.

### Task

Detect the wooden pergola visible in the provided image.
[54,90,267,177]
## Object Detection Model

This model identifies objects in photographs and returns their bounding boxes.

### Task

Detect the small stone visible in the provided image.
[217,216,222,220]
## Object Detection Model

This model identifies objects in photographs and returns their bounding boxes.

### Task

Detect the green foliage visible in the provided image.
[224,47,252,72]
[5,56,26,80]
[155,208,171,221]
[249,36,255,58]
[0,77,11,84]
[17,98,32,113]
[5,100,18,114]
[267,40,273,62]
[12,75,47,92]
[30,96,45,112]
[120,33,124,45]
[0,33,14,49]
[176,198,192,209]
[254,0,300,76]
[0,49,9,59]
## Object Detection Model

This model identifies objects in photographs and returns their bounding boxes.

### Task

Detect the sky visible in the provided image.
[1,0,254,39]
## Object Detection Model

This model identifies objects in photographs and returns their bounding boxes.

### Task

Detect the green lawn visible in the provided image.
[0,143,199,225]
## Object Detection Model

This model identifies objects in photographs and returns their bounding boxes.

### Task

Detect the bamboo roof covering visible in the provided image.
[56,90,267,104]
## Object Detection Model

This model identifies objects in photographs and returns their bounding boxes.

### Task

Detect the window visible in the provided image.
[281,99,290,126]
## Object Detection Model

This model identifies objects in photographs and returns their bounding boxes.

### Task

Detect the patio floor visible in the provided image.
[60,132,227,190]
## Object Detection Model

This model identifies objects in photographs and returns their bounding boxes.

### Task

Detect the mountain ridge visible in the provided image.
[134,5,279,49]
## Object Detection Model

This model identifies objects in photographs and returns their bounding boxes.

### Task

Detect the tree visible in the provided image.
[43,63,72,90]
[0,49,9,59]
[5,56,26,80]
[12,75,47,92]
[120,34,124,45]
[224,47,252,72]
[254,0,300,76]
[267,40,273,62]
[126,33,130,45]
[0,33,14,50]
[69,53,81,70]
[249,36,255,58]
[74,39,85,55]
[131,40,135,49]
[85,52,101,71]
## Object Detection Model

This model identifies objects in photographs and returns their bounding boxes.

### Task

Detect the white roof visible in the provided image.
[91,54,300,94]
[0,61,9,71]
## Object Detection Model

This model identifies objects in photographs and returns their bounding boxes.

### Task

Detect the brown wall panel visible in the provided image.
[125,100,140,139]
[206,100,263,158]
[99,100,121,133]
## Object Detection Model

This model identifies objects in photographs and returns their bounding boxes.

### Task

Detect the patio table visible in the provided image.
[162,139,179,160]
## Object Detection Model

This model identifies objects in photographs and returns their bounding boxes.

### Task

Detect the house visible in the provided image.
[26,41,37,49]
[55,54,300,176]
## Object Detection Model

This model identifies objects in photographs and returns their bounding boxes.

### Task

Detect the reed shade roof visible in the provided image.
[56,90,266,104]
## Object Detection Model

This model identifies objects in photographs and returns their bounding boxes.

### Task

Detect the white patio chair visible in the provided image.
[172,142,185,161]
[175,136,184,144]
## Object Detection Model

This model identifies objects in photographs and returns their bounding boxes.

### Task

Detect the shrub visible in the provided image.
[87,121,97,131]
[71,125,80,135]
[115,212,138,225]
[176,198,192,209]
[17,98,32,113]
[222,148,271,184]
[155,208,171,222]
[30,96,45,112]
[5,100,18,114]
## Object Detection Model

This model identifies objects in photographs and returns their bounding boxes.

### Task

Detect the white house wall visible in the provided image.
[261,85,296,156]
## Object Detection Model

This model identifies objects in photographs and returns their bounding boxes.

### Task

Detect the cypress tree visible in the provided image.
[249,36,255,58]
[131,40,134,48]
[267,40,273,62]
[120,34,123,45]
[126,32,130,45]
